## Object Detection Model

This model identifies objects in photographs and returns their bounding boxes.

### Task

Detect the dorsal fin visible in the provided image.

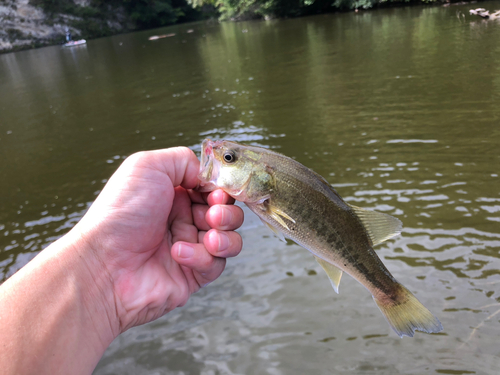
[349,205,402,246]
[314,256,343,294]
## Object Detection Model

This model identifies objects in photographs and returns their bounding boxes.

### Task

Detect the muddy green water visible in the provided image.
[1,2,500,374]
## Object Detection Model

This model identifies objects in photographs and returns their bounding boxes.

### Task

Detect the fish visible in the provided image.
[197,139,443,338]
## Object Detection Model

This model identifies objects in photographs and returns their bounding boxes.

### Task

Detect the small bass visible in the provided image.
[198,139,442,338]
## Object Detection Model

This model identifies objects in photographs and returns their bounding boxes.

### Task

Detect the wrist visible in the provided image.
[58,227,121,343]
[0,229,120,374]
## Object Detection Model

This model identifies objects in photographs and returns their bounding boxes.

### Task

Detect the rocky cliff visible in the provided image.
[0,0,138,53]
[0,0,209,53]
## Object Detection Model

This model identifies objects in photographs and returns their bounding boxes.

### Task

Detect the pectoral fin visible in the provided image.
[267,203,296,230]
[261,219,287,243]
[349,205,402,246]
[314,256,343,294]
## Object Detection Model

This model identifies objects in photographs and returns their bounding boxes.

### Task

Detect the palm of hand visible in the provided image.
[77,149,242,332]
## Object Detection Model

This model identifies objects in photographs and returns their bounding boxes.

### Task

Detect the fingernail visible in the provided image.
[178,243,194,258]
[220,206,233,227]
[218,232,230,252]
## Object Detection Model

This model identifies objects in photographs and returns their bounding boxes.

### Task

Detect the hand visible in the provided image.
[72,147,244,333]
[0,146,242,375]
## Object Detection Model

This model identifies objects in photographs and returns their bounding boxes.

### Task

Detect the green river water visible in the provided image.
[1,2,500,374]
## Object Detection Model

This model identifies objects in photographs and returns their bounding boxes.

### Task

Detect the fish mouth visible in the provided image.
[197,139,219,192]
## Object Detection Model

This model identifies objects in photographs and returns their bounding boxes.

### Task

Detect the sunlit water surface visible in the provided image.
[1,2,500,374]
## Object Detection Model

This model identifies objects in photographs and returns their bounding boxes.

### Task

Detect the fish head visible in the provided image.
[198,139,272,202]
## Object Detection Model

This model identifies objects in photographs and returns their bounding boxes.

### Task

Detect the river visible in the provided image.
[1,2,500,374]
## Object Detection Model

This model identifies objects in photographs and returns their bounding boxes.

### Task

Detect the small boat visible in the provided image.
[63,39,87,47]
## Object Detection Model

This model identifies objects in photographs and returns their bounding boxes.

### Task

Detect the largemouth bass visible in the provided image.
[198,139,443,338]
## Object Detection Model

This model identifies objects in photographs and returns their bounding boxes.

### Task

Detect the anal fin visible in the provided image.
[314,256,343,294]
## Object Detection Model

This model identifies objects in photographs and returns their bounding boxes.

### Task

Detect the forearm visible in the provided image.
[0,231,118,375]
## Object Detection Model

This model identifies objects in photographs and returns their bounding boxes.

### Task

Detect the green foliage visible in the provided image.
[30,0,78,15]
[30,0,206,38]
[104,0,203,27]
[199,0,321,20]
[215,0,263,20]
[191,0,440,19]
[7,28,27,40]
[69,17,112,39]
[333,0,415,10]
[29,0,444,39]
[333,0,376,10]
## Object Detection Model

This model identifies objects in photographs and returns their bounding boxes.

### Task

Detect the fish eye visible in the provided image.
[223,151,236,163]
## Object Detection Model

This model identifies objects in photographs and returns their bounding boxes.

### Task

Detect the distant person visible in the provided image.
[0,147,244,374]
[65,27,72,42]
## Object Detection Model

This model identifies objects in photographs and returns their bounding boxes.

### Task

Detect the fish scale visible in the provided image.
[255,166,396,296]
[198,139,443,338]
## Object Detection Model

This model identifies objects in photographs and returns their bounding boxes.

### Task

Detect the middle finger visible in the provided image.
[204,229,242,258]
[205,205,244,231]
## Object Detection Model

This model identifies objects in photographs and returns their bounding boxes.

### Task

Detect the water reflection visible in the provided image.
[1,2,500,374]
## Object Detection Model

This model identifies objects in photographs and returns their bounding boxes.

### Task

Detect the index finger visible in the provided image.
[131,147,201,189]
[206,189,235,206]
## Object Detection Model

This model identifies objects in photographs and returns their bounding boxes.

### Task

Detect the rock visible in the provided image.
[0,0,128,54]
[469,8,500,20]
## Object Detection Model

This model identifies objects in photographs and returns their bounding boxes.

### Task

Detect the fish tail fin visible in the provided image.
[373,285,443,338]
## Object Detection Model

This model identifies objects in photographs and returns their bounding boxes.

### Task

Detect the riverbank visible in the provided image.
[1,0,109,53]
[0,0,207,54]
[0,0,492,54]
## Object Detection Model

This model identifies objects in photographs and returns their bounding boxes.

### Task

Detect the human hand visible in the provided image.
[70,147,244,334]
[0,146,243,375]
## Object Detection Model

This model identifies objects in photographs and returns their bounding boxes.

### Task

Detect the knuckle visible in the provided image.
[123,151,148,168]
[201,254,216,270]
